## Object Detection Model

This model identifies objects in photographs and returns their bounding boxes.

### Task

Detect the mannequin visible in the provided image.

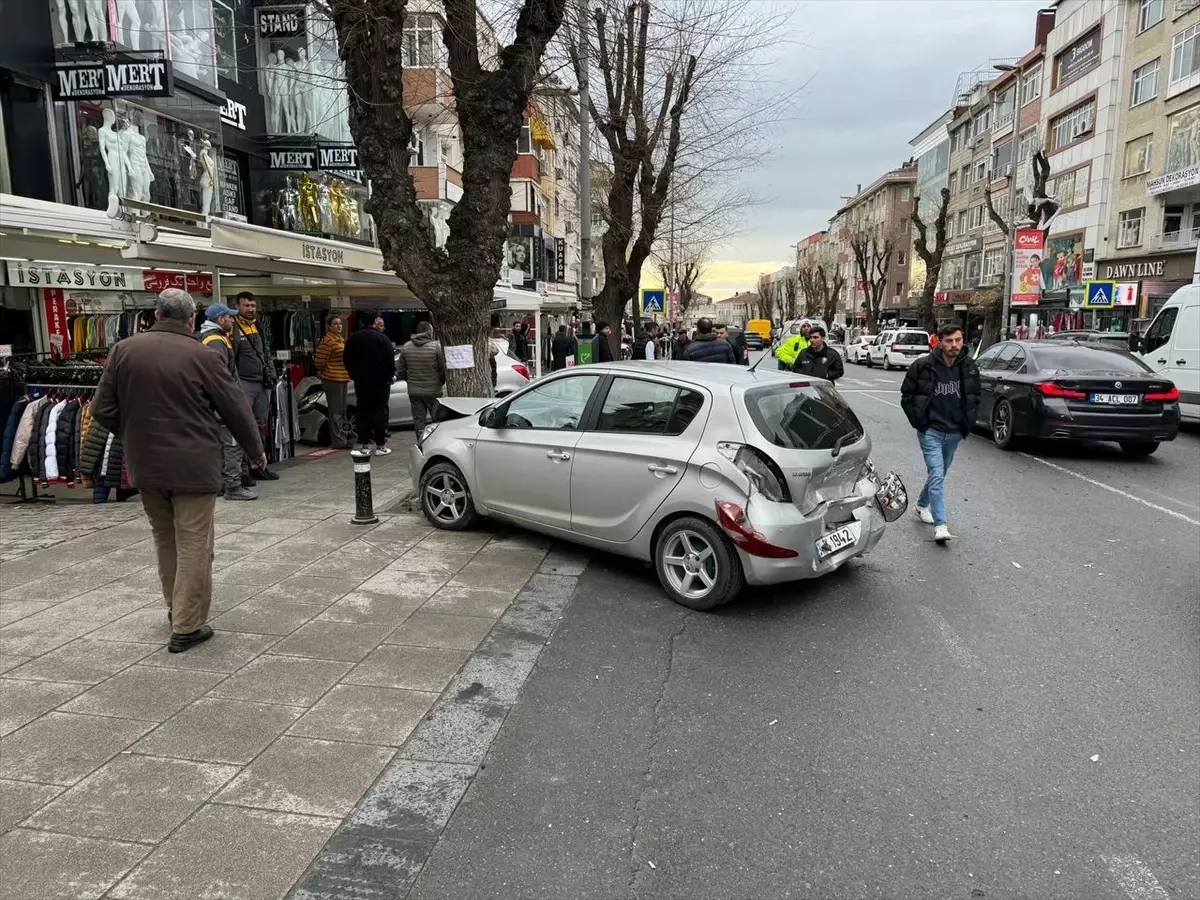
[82,0,105,41]
[279,177,300,231]
[298,173,320,231]
[198,138,215,215]
[292,48,312,134]
[97,108,126,202]
[282,52,300,133]
[65,0,84,41]
[116,0,141,49]
[317,174,334,233]
[171,31,202,81]
[346,195,362,239]
[264,50,286,133]
[120,117,154,202]
[51,0,71,43]
[329,178,351,234]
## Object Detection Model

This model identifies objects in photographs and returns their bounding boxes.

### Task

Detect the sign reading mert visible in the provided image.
[269,146,359,172]
[54,59,173,100]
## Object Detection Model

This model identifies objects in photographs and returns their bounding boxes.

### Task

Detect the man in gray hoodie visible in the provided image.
[396,321,447,443]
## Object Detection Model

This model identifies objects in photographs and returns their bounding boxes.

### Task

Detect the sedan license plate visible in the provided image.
[1090,393,1139,405]
[815,523,860,560]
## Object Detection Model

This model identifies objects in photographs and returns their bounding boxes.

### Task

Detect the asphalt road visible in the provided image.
[409,359,1200,900]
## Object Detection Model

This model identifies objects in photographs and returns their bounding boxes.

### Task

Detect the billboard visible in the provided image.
[1012,228,1044,306]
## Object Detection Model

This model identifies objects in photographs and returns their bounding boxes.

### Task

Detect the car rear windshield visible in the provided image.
[1031,346,1151,373]
[745,383,865,451]
[893,332,928,346]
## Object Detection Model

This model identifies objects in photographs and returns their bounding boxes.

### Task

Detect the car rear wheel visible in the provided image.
[655,517,744,611]
[1119,441,1159,458]
[865,354,874,368]
[419,462,479,531]
[992,400,1018,450]
[883,355,893,370]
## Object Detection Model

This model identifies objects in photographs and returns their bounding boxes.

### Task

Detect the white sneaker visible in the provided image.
[374,446,393,456]
[916,506,934,524]
[933,524,952,543]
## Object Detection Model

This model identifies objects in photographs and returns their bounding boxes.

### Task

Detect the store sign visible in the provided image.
[221,98,248,131]
[319,146,358,169]
[258,9,304,36]
[210,220,386,273]
[1146,165,1200,196]
[1056,26,1101,89]
[53,59,173,100]
[42,290,71,359]
[270,148,317,170]
[218,152,244,219]
[1011,228,1044,306]
[7,262,137,290]
[944,236,982,257]
[1101,259,1166,279]
[554,238,566,282]
[268,145,361,173]
[1114,282,1139,307]
[141,271,214,294]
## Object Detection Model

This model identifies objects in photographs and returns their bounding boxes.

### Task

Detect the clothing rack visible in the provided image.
[4,378,101,506]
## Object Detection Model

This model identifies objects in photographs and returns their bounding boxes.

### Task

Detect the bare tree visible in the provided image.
[657,247,706,319]
[329,0,567,395]
[779,269,798,322]
[909,186,950,334]
[796,259,845,327]
[843,222,896,334]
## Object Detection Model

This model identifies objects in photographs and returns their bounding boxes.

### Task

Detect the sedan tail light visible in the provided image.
[1034,382,1087,400]
[714,501,798,558]
[1143,386,1179,402]
[512,363,530,380]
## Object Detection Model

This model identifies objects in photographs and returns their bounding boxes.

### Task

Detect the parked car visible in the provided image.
[298,351,531,444]
[848,333,874,364]
[867,329,929,370]
[973,340,1180,456]
[410,362,908,610]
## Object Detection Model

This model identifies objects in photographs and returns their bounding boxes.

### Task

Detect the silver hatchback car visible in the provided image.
[409,362,907,610]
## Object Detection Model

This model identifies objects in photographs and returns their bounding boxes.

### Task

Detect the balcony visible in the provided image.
[1158,227,1200,248]
[409,165,463,203]
[404,68,453,122]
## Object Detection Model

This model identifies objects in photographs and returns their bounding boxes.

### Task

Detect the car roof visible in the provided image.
[579,360,801,387]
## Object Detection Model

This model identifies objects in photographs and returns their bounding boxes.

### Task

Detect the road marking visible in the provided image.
[1102,854,1171,900]
[841,389,900,394]
[1019,453,1200,527]
[915,605,980,669]
[856,392,903,409]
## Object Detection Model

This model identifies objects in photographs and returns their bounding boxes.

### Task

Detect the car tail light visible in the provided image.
[787,381,810,388]
[1034,382,1087,400]
[714,500,798,558]
[1143,386,1179,402]
[716,442,791,502]
[512,363,530,380]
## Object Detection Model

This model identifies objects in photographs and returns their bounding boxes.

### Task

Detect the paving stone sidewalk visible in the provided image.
[0,442,587,900]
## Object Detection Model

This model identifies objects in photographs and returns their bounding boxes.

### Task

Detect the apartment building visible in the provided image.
[1102,0,1200,326]
[908,110,953,313]
[941,74,997,307]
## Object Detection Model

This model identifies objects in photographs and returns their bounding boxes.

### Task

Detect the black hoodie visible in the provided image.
[900,348,982,436]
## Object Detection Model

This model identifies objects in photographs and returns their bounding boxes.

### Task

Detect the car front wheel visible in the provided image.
[992,400,1018,450]
[419,462,480,531]
[654,517,744,611]
[1119,441,1159,458]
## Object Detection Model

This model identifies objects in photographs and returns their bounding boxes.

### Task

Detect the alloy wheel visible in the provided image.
[994,403,1011,445]
[661,529,719,600]
[424,472,467,524]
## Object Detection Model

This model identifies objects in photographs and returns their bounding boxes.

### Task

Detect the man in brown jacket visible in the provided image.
[92,289,266,653]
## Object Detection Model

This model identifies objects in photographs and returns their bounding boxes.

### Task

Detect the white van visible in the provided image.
[1135,283,1200,423]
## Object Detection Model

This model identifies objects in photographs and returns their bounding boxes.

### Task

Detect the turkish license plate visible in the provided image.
[1090,393,1139,405]
[815,523,860,560]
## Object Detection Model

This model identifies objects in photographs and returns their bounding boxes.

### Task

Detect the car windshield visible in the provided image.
[893,332,928,346]
[745,383,864,451]
[1031,346,1151,374]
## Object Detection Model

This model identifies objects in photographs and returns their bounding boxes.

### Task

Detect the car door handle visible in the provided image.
[1157,359,1167,364]
[647,463,678,475]
[1177,359,1187,365]
[546,450,571,461]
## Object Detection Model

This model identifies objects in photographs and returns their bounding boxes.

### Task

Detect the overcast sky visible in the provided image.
[693,0,1048,299]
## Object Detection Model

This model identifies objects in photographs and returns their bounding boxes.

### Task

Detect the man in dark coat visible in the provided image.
[510,321,530,361]
[230,290,278,482]
[92,289,264,653]
[550,325,576,370]
[795,326,845,382]
[683,318,737,363]
[899,324,982,544]
[343,311,397,455]
[596,321,615,363]
[396,320,447,442]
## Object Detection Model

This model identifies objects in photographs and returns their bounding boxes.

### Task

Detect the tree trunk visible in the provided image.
[917,270,938,333]
[431,286,494,396]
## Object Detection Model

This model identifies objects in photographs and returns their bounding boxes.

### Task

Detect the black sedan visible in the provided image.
[973,341,1180,457]
[743,330,764,350]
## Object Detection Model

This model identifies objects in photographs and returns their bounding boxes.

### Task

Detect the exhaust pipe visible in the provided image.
[1051,430,1070,438]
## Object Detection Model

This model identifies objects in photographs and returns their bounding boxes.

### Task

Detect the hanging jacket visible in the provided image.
[11,396,49,472]
[55,401,81,486]
[30,401,57,480]
[80,419,111,476]
[0,398,29,482]
[43,399,68,483]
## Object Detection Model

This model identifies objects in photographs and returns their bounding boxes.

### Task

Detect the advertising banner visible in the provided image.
[1012,228,1044,306]
[42,289,71,359]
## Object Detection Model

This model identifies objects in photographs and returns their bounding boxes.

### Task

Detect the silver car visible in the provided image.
[409,362,907,610]
[298,352,531,444]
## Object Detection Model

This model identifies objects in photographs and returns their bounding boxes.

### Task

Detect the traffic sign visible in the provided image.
[640,288,665,315]
[1083,280,1115,308]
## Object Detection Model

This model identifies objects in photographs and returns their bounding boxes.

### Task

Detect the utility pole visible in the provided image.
[997,68,1020,341]
[576,0,592,308]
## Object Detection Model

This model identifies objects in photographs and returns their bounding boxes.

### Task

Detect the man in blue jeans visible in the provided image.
[900,324,981,544]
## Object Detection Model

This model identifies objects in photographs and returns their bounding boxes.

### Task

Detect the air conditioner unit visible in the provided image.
[555,167,564,180]
[1073,118,1093,138]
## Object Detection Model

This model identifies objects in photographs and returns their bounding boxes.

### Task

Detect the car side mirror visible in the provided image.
[1127,333,1141,353]
[479,407,499,428]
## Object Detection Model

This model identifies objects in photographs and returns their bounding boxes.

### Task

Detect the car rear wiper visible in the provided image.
[830,432,850,458]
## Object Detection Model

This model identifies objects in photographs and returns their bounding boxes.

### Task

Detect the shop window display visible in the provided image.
[256,4,351,142]
[49,0,109,44]
[251,170,369,241]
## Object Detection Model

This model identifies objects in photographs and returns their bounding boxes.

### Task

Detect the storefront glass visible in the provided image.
[249,169,370,241]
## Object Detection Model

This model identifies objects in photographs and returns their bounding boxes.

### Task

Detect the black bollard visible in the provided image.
[350,449,379,525]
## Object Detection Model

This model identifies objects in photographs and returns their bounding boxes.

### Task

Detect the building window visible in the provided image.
[956,210,968,234]
[897,250,907,266]
[973,160,987,183]
[1049,164,1090,210]
[1160,205,1199,244]
[900,186,912,201]
[1118,208,1145,248]
[983,248,1004,281]
[1140,0,1165,31]
[1049,98,1096,151]
[402,13,439,67]
[965,253,982,288]
[969,205,985,230]
[517,120,532,154]
[993,88,1015,129]
[1131,59,1160,106]
[1123,134,1153,177]
[948,170,958,195]
[1171,24,1200,86]
[1020,64,1042,106]
[991,141,1013,176]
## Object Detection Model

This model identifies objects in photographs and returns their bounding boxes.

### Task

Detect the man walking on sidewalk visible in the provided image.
[900,324,981,544]
[314,315,351,448]
[231,291,279,482]
[397,320,447,443]
[344,311,396,455]
[200,303,257,501]
[92,289,265,652]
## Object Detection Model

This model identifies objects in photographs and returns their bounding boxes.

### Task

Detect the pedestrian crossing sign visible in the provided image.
[640,289,665,316]
[1084,280,1115,308]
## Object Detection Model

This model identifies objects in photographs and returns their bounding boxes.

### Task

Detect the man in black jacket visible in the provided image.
[634,321,660,360]
[596,322,615,363]
[683,318,737,363]
[343,312,396,455]
[899,324,981,544]
[231,291,279,482]
[795,326,845,382]
[550,325,576,370]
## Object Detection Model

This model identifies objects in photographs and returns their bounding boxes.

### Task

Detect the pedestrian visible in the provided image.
[899,323,982,544]
[374,316,386,332]
[634,321,660,360]
[672,327,690,359]
[396,320,447,443]
[683,318,737,363]
[719,323,748,365]
[92,289,265,653]
[199,303,257,501]
[795,325,845,382]
[510,320,530,361]
[595,321,615,363]
[774,320,811,370]
[343,310,396,455]
[230,291,279,482]
[550,324,575,370]
[313,315,351,448]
